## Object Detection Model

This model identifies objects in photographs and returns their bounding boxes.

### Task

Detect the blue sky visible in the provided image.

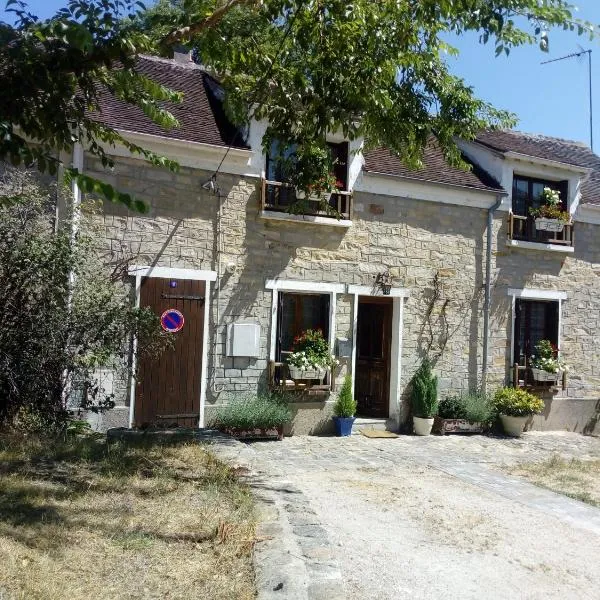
[3,0,600,148]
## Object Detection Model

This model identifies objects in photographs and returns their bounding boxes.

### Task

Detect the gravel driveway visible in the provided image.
[250,432,600,600]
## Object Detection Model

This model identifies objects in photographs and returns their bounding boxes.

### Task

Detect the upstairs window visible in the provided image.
[514,299,559,366]
[266,141,349,190]
[512,175,568,217]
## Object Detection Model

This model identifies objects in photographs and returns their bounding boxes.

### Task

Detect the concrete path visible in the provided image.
[249,432,600,600]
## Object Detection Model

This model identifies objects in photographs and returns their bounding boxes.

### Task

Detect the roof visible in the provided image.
[91,55,248,149]
[363,142,503,193]
[475,130,600,206]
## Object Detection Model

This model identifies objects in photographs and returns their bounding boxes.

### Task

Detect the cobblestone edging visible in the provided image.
[204,435,345,600]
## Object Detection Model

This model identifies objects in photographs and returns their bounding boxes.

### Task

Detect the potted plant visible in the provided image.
[530,187,570,232]
[435,391,494,435]
[411,359,438,436]
[210,393,292,440]
[332,374,357,436]
[286,329,339,381]
[493,387,544,437]
[530,339,567,384]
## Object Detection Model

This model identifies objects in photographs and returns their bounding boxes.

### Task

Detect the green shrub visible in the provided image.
[438,395,466,419]
[411,359,438,418]
[493,387,544,417]
[0,169,168,428]
[461,392,495,423]
[334,375,356,418]
[438,392,494,423]
[211,394,292,430]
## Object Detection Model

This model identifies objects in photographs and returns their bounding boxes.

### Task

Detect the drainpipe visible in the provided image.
[482,194,503,394]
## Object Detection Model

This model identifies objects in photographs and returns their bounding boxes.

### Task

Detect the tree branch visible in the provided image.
[162,0,258,46]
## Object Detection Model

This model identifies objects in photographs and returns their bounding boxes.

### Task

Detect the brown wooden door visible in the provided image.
[135,277,205,427]
[355,298,392,418]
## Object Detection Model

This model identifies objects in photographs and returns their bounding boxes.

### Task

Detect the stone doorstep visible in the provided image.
[352,417,393,433]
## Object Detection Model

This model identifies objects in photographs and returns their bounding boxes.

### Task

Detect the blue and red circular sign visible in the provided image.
[161,309,185,333]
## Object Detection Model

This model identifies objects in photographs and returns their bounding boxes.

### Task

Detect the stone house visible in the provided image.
[80,54,600,434]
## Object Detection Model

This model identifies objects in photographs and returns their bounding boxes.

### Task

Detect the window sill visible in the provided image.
[259,210,352,228]
[505,239,574,254]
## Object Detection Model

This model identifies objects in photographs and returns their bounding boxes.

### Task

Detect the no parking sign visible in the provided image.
[160,309,184,333]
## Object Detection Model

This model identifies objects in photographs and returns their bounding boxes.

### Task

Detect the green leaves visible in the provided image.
[1,0,598,214]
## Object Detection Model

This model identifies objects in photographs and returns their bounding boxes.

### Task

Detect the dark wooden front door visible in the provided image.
[135,277,205,427]
[355,298,392,418]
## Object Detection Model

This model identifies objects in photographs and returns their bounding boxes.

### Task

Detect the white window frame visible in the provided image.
[507,288,566,366]
[265,279,344,363]
[128,265,217,428]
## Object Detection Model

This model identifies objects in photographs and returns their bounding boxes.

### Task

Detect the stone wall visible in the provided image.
[87,153,600,433]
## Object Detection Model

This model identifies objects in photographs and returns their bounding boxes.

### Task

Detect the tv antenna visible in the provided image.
[541,48,593,151]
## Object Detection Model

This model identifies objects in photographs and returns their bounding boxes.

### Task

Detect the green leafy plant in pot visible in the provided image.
[333,374,357,437]
[493,387,544,437]
[411,359,438,436]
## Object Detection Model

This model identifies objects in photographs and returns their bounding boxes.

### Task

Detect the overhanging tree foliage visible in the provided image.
[0,0,596,206]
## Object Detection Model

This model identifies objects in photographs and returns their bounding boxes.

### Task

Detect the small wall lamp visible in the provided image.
[375,271,393,295]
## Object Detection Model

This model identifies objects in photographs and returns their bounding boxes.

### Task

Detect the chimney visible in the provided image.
[173,45,192,64]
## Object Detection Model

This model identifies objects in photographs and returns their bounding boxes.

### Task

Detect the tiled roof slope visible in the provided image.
[92,55,248,149]
[363,143,503,192]
[476,130,600,206]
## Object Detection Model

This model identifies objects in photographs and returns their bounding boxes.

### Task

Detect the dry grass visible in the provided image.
[509,454,600,507]
[0,433,256,600]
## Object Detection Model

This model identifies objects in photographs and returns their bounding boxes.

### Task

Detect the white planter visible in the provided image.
[535,218,565,232]
[413,416,435,436]
[288,365,326,381]
[531,368,559,384]
[500,414,529,437]
[295,189,306,200]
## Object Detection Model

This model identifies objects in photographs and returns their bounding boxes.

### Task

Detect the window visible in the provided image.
[266,141,349,190]
[514,299,559,365]
[264,141,351,217]
[276,292,330,361]
[512,175,568,217]
[511,175,570,244]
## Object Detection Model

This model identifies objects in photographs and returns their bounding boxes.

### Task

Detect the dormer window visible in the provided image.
[512,175,568,217]
[261,141,353,225]
[508,174,573,250]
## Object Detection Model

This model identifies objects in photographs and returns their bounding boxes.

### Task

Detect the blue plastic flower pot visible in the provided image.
[333,416,355,437]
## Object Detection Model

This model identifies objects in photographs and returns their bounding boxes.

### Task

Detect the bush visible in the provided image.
[0,168,168,429]
[461,392,495,423]
[211,394,292,430]
[438,395,466,419]
[334,375,356,418]
[411,359,438,418]
[438,392,495,423]
[493,387,544,417]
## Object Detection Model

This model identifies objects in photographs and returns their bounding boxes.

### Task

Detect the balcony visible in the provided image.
[506,212,574,253]
[260,179,353,227]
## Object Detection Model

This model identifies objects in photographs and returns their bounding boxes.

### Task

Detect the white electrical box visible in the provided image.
[227,323,261,357]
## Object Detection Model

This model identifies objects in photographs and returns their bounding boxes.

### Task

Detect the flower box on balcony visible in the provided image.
[288,365,327,381]
[535,218,566,233]
[530,367,560,384]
